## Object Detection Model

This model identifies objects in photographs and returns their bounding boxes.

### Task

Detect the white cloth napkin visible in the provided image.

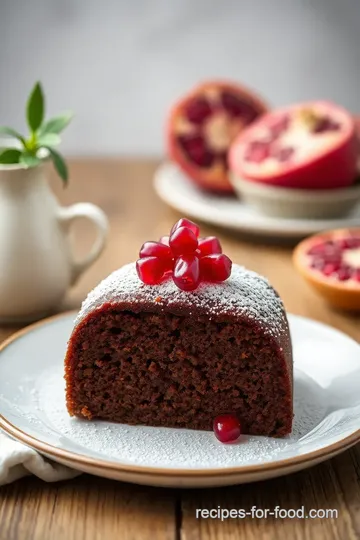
[0,432,80,486]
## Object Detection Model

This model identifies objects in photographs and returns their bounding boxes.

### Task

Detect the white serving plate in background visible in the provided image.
[154,162,360,240]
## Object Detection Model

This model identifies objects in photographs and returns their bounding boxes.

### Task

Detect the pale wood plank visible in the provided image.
[0,475,176,540]
[181,451,360,540]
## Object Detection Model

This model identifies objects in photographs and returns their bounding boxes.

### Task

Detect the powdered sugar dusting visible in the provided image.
[29,366,326,469]
[76,263,289,345]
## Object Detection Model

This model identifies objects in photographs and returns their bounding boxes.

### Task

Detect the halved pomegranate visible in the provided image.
[229,101,358,190]
[293,228,360,311]
[166,80,268,193]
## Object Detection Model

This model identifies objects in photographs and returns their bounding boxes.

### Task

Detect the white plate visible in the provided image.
[154,162,360,240]
[0,312,359,488]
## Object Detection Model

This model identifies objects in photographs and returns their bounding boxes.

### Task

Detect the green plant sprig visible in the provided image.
[0,82,73,186]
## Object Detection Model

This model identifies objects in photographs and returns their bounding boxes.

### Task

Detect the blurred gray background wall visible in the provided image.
[1,0,359,156]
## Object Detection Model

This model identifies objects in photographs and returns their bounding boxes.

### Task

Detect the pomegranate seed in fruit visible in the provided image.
[136,257,166,285]
[170,218,200,238]
[244,140,270,163]
[347,238,360,248]
[322,263,341,276]
[317,254,342,266]
[198,236,222,256]
[307,244,325,256]
[311,259,325,270]
[313,116,341,134]
[178,134,215,168]
[337,237,360,249]
[272,146,295,163]
[220,92,258,121]
[268,115,290,140]
[336,266,353,281]
[184,97,212,125]
[307,241,337,256]
[159,235,170,246]
[213,414,241,443]
[173,255,200,291]
[200,254,232,281]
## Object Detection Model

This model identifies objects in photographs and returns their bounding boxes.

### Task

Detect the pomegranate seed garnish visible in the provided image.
[173,255,200,291]
[159,235,170,246]
[136,218,232,290]
[170,226,198,256]
[200,254,232,281]
[213,414,241,443]
[136,257,166,285]
[170,218,200,238]
[354,269,360,282]
[139,241,172,261]
[198,236,222,256]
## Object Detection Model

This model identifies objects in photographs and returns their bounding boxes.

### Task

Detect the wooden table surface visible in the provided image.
[0,159,359,540]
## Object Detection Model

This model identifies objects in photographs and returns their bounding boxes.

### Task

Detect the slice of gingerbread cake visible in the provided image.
[65,218,293,437]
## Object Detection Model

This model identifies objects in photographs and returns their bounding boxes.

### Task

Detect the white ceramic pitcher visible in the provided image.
[0,162,109,323]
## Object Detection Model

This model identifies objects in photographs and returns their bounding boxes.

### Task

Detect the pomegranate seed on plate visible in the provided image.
[213,413,241,443]
[136,257,166,285]
[170,226,198,256]
[173,255,200,291]
[170,218,200,238]
[200,254,232,281]
[197,236,222,257]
